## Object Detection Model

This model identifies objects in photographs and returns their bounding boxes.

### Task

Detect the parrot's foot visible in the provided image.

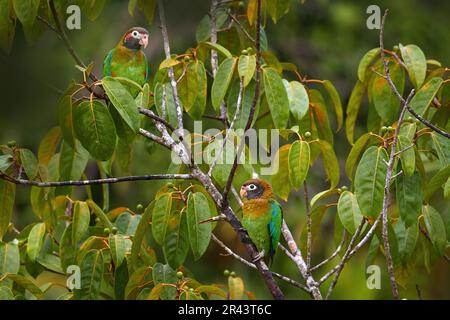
[252,250,265,263]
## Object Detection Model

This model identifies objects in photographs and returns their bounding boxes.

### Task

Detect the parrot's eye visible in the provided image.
[131,30,140,38]
[247,184,257,191]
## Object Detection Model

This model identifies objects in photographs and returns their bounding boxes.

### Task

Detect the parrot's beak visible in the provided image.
[139,35,149,49]
[240,186,247,199]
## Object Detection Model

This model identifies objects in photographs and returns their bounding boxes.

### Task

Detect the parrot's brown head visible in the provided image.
[121,27,149,50]
[240,179,274,201]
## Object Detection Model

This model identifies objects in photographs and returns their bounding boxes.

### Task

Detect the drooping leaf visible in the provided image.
[130,201,154,271]
[228,276,244,300]
[59,141,89,192]
[0,241,20,279]
[288,140,310,190]
[177,62,198,112]
[186,61,207,120]
[407,77,443,117]
[283,80,309,121]
[338,191,363,234]
[397,135,415,177]
[310,89,333,144]
[137,0,156,25]
[400,44,427,89]
[102,77,140,133]
[72,201,90,245]
[109,233,127,267]
[345,81,365,144]
[0,180,15,240]
[12,0,40,27]
[152,193,173,245]
[38,127,62,166]
[73,100,116,161]
[187,192,212,260]
[26,222,46,262]
[238,54,256,87]
[163,212,189,268]
[227,80,259,130]
[345,133,383,181]
[0,0,16,53]
[152,263,177,300]
[431,133,450,167]
[395,219,419,265]
[211,57,237,111]
[318,140,340,189]
[358,48,381,82]
[270,144,291,201]
[423,205,447,257]
[19,148,38,180]
[355,146,388,217]
[396,171,422,227]
[75,249,104,300]
[4,274,43,299]
[424,165,450,202]
[322,80,343,131]
[263,67,289,129]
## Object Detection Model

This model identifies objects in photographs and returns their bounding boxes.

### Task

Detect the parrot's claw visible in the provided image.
[252,250,265,263]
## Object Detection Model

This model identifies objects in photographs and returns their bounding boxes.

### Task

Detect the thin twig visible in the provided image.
[212,234,309,292]
[0,172,193,187]
[138,107,175,132]
[310,230,347,272]
[304,182,312,268]
[325,221,365,299]
[227,11,256,44]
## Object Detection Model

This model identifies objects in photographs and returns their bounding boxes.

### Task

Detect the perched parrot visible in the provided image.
[103,27,149,96]
[240,178,283,265]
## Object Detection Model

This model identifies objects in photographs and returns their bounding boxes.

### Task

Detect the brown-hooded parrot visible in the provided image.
[240,179,283,265]
[103,27,149,96]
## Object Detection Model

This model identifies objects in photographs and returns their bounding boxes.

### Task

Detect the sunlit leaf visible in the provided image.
[338,191,363,234]
[152,263,177,300]
[283,80,309,121]
[345,81,365,144]
[263,67,289,129]
[26,222,46,262]
[187,192,212,260]
[238,54,256,87]
[211,57,237,111]
[38,127,62,166]
[288,140,310,190]
[0,180,15,240]
[318,140,340,189]
[74,249,104,300]
[322,80,343,131]
[72,201,90,245]
[400,44,427,88]
[358,48,381,82]
[19,148,38,180]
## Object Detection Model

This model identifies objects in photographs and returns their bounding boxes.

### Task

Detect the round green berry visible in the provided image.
[341,186,348,192]
[189,288,194,292]
[230,271,236,277]
[95,217,100,223]
[177,271,184,279]
[223,269,230,277]
[304,131,312,138]
[103,227,110,234]
[7,140,16,148]
[241,49,248,55]
[111,227,118,234]
[136,204,144,212]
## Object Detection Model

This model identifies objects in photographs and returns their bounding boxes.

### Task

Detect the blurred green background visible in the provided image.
[0,0,449,299]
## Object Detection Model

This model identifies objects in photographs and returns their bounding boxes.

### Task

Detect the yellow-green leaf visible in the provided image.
[211,57,237,111]
[322,80,343,131]
[27,222,46,262]
[238,54,256,87]
[338,191,363,234]
[288,140,310,190]
[187,192,212,260]
[0,180,15,240]
[400,44,427,89]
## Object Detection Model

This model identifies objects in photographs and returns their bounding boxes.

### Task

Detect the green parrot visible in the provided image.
[240,178,283,265]
[103,27,149,96]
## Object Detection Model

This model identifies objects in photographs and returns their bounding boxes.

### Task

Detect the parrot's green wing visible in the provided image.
[268,200,283,261]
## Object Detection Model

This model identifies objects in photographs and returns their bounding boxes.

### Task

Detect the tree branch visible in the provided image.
[310,230,347,272]
[0,172,193,187]
[304,181,312,268]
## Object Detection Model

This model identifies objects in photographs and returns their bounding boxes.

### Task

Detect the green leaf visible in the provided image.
[310,90,333,144]
[187,192,212,260]
[26,222,46,262]
[270,144,291,201]
[19,148,38,180]
[163,211,189,268]
[82,0,107,21]
[130,201,154,271]
[338,191,363,234]
[424,165,450,202]
[75,250,104,300]
[238,54,256,87]
[73,100,116,161]
[87,200,114,229]
[38,127,62,166]
[408,77,443,117]
[128,0,138,15]
[397,135,415,177]
[115,212,141,236]
[12,0,39,27]
[0,241,20,279]
[400,44,427,88]
[211,57,237,111]
[177,62,198,112]
[395,220,419,265]
[345,133,383,181]
[37,254,64,274]
[370,61,405,124]
[283,80,309,121]
[186,61,207,120]
[4,274,43,299]
[266,0,291,23]
[0,0,16,54]
[152,263,177,300]
[0,154,13,172]
[197,41,232,58]
[423,205,447,256]
[444,176,450,199]
[355,146,388,217]
[109,233,127,267]
[396,171,422,227]
[358,48,381,82]
[59,141,89,189]
[227,80,259,130]
[72,201,90,245]
[345,81,365,144]
[137,0,156,24]
[318,140,340,189]
[0,180,15,240]
[288,140,310,190]
[125,266,152,299]
[59,224,76,271]
[263,67,289,129]
[152,193,173,245]
[0,286,14,300]
[322,80,343,131]
[431,133,450,167]
[102,77,140,133]
[155,82,178,127]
